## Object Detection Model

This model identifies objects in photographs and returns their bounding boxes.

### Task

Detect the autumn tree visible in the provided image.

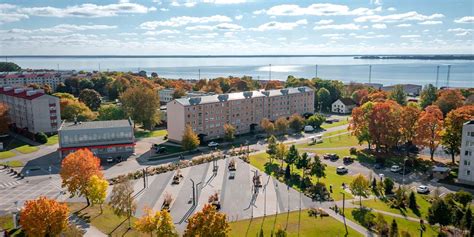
[134,208,157,236]
[288,113,305,132]
[60,149,103,206]
[110,177,137,228]
[260,118,275,135]
[435,89,465,115]
[275,117,289,134]
[0,103,9,135]
[442,105,474,163]
[275,143,287,169]
[420,84,438,108]
[349,102,374,150]
[182,125,200,151]
[172,88,187,99]
[350,174,370,208]
[363,90,388,104]
[389,85,407,106]
[400,103,421,153]
[351,89,369,105]
[368,101,402,152]
[223,123,236,141]
[184,204,230,237]
[60,98,96,121]
[98,104,126,120]
[121,85,161,130]
[79,88,102,111]
[414,105,444,161]
[20,196,69,236]
[306,114,325,128]
[156,209,177,237]
[264,80,283,90]
[86,175,108,213]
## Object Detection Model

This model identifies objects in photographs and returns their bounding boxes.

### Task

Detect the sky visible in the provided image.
[0,0,473,55]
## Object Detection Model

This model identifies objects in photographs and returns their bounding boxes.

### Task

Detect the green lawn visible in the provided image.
[321,120,349,129]
[359,193,432,219]
[0,150,16,159]
[134,129,167,138]
[0,160,24,167]
[68,202,145,237]
[46,135,59,145]
[229,210,363,237]
[323,129,349,138]
[345,208,439,236]
[307,148,352,158]
[249,152,354,201]
[296,133,360,149]
[15,145,39,154]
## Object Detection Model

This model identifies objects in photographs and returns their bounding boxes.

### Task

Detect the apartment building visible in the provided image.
[159,88,214,105]
[167,87,314,142]
[0,86,61,134]
[0,73,69,91]
[58,119,135,160]
[458,120,474,184]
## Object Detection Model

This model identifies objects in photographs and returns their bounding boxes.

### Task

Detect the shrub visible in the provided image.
[35,132,48,144]
[350,147,357,155]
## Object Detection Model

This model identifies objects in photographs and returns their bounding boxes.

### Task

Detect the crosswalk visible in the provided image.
[0,180,21,189]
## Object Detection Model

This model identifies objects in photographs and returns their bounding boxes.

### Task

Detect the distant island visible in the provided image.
[354,55,474,60]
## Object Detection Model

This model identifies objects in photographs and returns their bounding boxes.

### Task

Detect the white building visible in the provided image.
[0,86,61,134]
[458,120,474,185]
[331,98,356,114]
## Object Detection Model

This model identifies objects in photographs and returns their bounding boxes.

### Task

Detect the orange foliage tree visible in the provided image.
[20,196,69,236]
[400,103,421,151]
[0,103,10,135]
[184,204,230,237]
[441,105,474,163]
[60,149,103,206]
[434,89,465,115]
[368,100,402,152]
[414,105,444,161]
[351,89,369,105]
[350,101,374,150]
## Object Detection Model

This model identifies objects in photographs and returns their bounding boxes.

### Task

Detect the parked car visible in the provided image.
[416,185,430,194]
[106,157,114,163]
[343,156,354,164]
[304,125,314,133]
[336,166,348,174]
[323,153,331,160]
[208,141,219,148]
[329,154,339,161]
[390,165,402,173]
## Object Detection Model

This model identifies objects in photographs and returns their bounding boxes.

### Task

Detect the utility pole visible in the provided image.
[269,64,272,80]
[198,69,201,80]
[435,65,440,88]
[57,64,60,72]
[98,63,101,72]
[368,65,372,84]
[446,65,451,88]
[315,64,318,78]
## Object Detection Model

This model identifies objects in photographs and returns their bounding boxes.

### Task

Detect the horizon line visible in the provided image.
[2,54,474,58]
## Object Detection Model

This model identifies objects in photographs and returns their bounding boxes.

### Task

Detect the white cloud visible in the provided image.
[185,23,243,31]
[252,19,307,31]
[0,4,29,24]
[355,34,388,39]
[396,23,411,27]
[159,8,169,11]
[20,2,154,18]
[455,31,471,36]
[314,23,360,30]
[418,21,442,25]
[400,35,420,38]
[372,23,387,29]
[454,16,474,23]
[259,3,381,16]
[202,0,248,4]
[189,33,218,39]
[235,15,243,20]
[448,28,473,36]
[387,7,396,11]
[321,33,344,37]
[315,19,334,25]
[4,24,117,34]
[139,15,232,29]
[143,29,180,35]
[354,11,444,23]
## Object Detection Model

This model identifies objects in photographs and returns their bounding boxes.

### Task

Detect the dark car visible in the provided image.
[374,163,384,169]
[343,156,354,164]
[329,154,339,161]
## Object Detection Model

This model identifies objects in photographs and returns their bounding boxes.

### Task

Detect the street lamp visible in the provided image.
[402,158,408,186]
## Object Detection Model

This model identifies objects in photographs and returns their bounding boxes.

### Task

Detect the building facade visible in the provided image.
[167,87,314,142]
[458,120,474,184]
[381,84,422,96]
[58,119,135,160]
[0,86,61,134]
[332,98,357,114]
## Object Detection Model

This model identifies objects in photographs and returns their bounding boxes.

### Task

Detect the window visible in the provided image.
[467,170,471,175]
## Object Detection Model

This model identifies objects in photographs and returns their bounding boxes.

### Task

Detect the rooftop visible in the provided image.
[59,119,133,131]
[337,98,356,106]
[174,86,313,106]
[0,86,47,100]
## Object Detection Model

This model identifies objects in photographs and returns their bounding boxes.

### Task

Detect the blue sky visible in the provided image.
[0,0,473,55]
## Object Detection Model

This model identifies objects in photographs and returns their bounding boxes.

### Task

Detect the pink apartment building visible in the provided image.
[167,87,314,143]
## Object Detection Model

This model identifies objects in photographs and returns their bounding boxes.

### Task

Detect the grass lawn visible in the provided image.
[323,128,349,138]
[359,193,432,219]
[345,208,439,236]
[296,133,360,149]
[0,150,16,159]
[229,209,363,237]
[46,134,59,145]
[68,202,145,237]
[249,152,354,201]
[0,160,24,167]
[321,120,349,129]
[15,145,39,154]
[307,148,352,157]
[134,129,167,138]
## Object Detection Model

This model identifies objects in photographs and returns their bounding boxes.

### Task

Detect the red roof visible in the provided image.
[0,73,56,79]
[0,87,45,100]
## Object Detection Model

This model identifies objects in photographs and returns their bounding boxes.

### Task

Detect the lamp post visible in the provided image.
[402,158,408,186]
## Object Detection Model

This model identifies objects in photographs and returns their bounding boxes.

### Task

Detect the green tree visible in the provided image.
[223,123,236,141]
[454,190,473,207]
[295,152,310,170]
[306,114,325,128]
[182,125,200,151]
[275,143,287,169]
[121,86,161,130]
[0,62,21,72]
[389,84,407,106]
[53,92,75,100]
[310,155,326,183]
[79,88,102,111]
[375,213,389,236]
[60,98,96,121]
[408,191,417,210]
[420,84,438,108]
[275,117,289,134]
[288,113,305,132]
[110,177,137,228]
[98,104,126,120]
[383,178,394,195]
[316,88,331,112]
[427,198,451,228]
[462,208,473,231]
[275,225,287,237]
[35,132,48,144]
[389,219,399,237]
[266,135,278,163]
[285,145,299,172]
[350,174,370,207]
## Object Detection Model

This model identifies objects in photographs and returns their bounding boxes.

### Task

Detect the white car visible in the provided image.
[390,165,402,173]
[336,166,348,174]
[416,185,430,194]
[304,125,314,132]
[208,141,219,148]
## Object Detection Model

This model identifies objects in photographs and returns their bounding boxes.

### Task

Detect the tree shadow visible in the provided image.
[351,208,374,228]
[109,217,129,236]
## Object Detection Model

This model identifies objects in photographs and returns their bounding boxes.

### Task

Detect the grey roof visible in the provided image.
[174,87,313,106]
[59,119,133,131]
[338,98,356,106]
